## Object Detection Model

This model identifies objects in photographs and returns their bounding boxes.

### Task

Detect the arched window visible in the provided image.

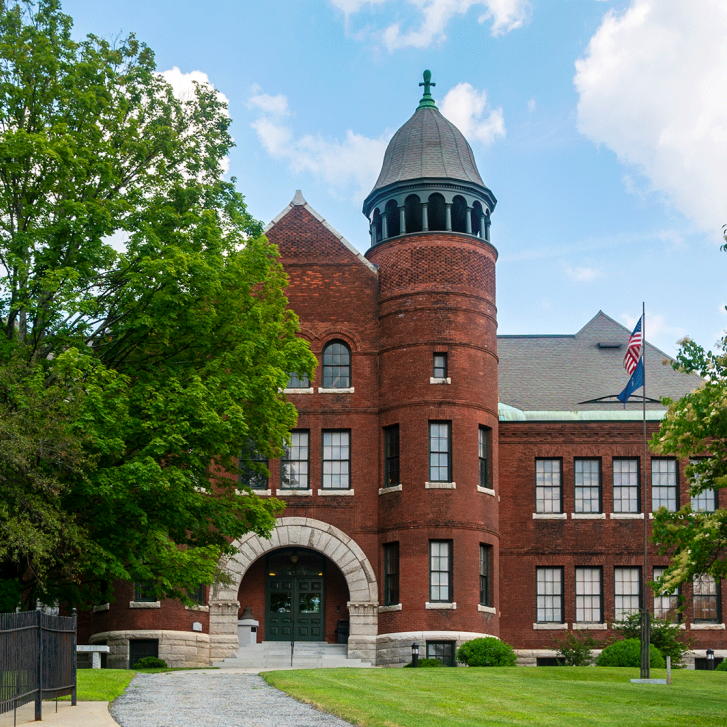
[384,199,400,238]
[452,195,468,233]
[428,193,446,231]
[472,201,484,237]
[322,341,351,388]
[372,209,383,245]
[405,194,422,233]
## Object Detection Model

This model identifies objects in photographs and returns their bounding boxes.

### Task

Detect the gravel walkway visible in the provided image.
[110,671,356,727]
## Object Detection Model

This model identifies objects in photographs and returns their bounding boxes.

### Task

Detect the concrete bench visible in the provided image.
[77,644,110,669]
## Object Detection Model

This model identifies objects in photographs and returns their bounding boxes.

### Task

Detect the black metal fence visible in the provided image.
[0,609,77,721]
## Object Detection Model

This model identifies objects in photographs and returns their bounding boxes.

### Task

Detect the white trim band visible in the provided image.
[425,481,456,489]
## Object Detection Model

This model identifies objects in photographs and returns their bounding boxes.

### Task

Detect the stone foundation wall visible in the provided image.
[90,630,210,669]
[376,631,497,666]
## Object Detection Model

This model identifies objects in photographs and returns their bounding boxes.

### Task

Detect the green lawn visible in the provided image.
[70,669,136,701]
[263,667,727,727]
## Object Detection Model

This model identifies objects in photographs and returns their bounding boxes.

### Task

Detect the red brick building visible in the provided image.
[83,76,724,670]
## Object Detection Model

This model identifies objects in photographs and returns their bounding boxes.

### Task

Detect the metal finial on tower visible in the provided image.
[418,70,437,109]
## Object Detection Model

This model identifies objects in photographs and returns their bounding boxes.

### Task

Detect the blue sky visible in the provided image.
[64,0,727,356]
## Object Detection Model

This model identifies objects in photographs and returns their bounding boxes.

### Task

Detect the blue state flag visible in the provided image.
[617,357,644,405]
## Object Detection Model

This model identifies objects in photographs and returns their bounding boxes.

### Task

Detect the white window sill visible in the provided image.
[572,513,606,520]
[92,603,110,614]
[429,377,451,384]
[129,601,160,609]
[533,512,567,519]
[276,489,313,496]
[185,605,210,612]
[317,489,354,496]
[379,484,402,494]
[425,481,456,489]
[477,486,496,496]
[426,602,456,610]
[237,488,272,497]
[378,604,402,613]
[610,513,644,519]
[478,605,496,614]
[533,622,568,630]
[284,387,314,394]
[318,387,355,394]
[690,623,726,630]
[573,623,607,630]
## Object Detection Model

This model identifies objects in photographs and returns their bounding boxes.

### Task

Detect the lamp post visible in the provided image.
[707,648,715,671]
[411,642,419,668]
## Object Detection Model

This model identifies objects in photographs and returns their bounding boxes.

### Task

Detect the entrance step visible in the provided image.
[215,641,373,670]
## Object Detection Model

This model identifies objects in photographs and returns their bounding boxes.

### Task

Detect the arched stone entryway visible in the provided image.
[208,517,378,663]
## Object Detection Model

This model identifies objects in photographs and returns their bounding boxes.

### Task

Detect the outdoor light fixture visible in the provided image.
[707,648,715,671]
[290,554,299,564]
[411,642,419,668]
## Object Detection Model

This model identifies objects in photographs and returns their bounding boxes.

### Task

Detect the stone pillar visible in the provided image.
[466,206,472,235]
[369,222,375,246]
[346,602,378,664]
[399,205,406,235]
[422,202,429,231]
[479,212,486,239]
[382,213,389,240]
[485,213,491,242]
[208,600,240,661]
[445,203,452,231]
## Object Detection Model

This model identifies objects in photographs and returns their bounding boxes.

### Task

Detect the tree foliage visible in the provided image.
[611,612,692,668]
[553,630,597,666]
[0,1,315,609]
[650,333,727,595]
[596,639,665,669]
[456,637,517,667]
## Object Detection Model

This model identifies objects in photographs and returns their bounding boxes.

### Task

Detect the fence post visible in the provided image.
[35,609,42,721]
[71,608,77,705]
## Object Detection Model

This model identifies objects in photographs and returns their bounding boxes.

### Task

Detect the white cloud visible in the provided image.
[338,0,530,50]
[159,67,230,109]
[440,82,505,146]
[574,0,727,236]
[621,311,687,349]
[249,91,389,200]
[527,97,536,113]
[248,93,290,116]
[565,266,604,283]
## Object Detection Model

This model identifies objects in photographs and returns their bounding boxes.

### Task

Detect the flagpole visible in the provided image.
[641,302,650,679]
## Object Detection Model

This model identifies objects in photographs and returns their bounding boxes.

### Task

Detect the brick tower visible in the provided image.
[364,71,500,662]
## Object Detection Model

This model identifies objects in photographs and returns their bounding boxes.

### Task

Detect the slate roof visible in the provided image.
[497,311,702,414]
[368,106,486,194]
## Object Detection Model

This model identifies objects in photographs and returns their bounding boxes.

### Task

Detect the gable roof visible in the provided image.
[497,311,702,417]
[265,191,377,274]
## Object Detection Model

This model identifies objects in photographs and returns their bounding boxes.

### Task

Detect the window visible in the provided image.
[433,353,448,379]
[690,460,716,512]
[652,459,678,511]
[575,567,602,623]
[189,584,206,606]
[574,459,601,513]
[281,431,309,489]
[384,543,399,606]
[653,567,680,622]
[239,442,268,490]
[536,567,563,623]
[693,574,720,624]
[287,371,310,388]
[614,567,641,620]
[134,584,156,603]
[479,427,490,489]
[426,641,455,666]
[321,430,350,489]
[429,541,452,603]
[613,459,639,513]
[479,544,492,607]
[322,341,351,388]
[535,459,562,513]
[384,425,400,487]
[429,422,451,482]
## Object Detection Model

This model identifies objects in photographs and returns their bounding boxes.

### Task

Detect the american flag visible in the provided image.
[623,317,643,374]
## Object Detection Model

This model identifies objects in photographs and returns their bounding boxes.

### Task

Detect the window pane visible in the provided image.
[426,641,455,666]
[281,431,309,489]
[575,567,602,623]
[614,567,641,620]
[384,426,400,487]
[536,460,561,513]
[693,574,719,623]
[653,567,680,622]
[322,430,350,489]
[429,541,452,602]
[480,545,491,607]
[479,427,489,489]
[429,422,451,482]
[613,459,639,513]
[690,461,716,512]
[322,342,351,388]
[433,353,448,379]
[384,543,399,606]
[652,460,677,512]
[287,371,310,388]
[239,441,269,490]
[536,568,563,623]
[575,459,601,513]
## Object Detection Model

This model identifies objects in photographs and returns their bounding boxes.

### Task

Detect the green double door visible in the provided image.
[266,574,325,641]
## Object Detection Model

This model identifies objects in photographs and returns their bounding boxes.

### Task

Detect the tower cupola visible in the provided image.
[363,70,496,247]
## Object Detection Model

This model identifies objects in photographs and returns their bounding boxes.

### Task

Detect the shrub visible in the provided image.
[553,631,597,666]
[612,612,692,668]
[596,639,665,668]
[715,659,727,672]
[456,637,517,667]
[133,656,167,669]
[403,658,444,668]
